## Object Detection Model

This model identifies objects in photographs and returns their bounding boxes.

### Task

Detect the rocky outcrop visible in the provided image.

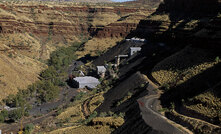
[94,12,156,38]
[0,5,89,36]
[0,4,149,38]
[96,23,138,38]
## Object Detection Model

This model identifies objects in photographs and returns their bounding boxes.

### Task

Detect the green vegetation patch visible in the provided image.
[1,41,86,122]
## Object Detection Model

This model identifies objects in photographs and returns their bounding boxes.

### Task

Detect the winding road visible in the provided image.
[137,79,192,134]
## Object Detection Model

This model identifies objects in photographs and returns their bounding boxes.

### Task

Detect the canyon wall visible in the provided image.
[95,10,155,38]
[0,4,146,37]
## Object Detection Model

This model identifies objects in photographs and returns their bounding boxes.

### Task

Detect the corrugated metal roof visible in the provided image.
[74,76,100,84]
[130,47,142,50]
[97,66,106,72]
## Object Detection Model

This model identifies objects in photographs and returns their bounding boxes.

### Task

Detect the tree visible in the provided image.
[40,66,57,80]
[37,80,60,103]
[9,108,24,121]
[0,110,8,123]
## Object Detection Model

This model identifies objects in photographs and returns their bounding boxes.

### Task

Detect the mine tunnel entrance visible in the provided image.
[49,22,54,29]
[0,25,2,33]
[48,22,54,36]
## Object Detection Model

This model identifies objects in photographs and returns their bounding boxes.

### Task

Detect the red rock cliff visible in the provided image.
[0,4,148,39]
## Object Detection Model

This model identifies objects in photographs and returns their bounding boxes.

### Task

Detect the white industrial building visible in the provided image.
[73,76,100,89]
[126,37,147,43]
[97,66,107,78]
[129,47,142,56]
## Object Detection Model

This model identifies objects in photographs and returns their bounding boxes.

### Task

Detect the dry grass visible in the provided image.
[57,92,102,121]
[57,103,85,123]
[52,92,122,134]
[0,33,42,59]
[152,46,220,86]
[169,110,220,134]
[50,117,124,134]
[0,1,150,100]
[76,37,123,58]
[0,5,88,100]
[115,11,150,23]
[0,52,45,100]
[146,14,200,32]
[90,12,120,26]
[49,125,112,134]
[92,117,124,127]
[147,14,170,22]
[0,32,78,100]
[0,33,47,100]
[0,8,16,18]
[152,46,221,129]
[184,87,221,121]
[89,94,104,112]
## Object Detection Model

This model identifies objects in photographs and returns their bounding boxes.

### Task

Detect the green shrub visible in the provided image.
[0,114,4,123]
[140,84,145,88]
[3,94,16,106]
[170,102,175,110]
[113,114,118,118]
[9,108,24,121]
[48,42,82,70]
[119,112,125,118]
[24,123,34,134]
[215,56,220,62]
[0,110,8,123]
[8,53,13,58]
[84,111,98,124]
[74,92,85,101]
[37,80,60,103]
[2,40,87,119]
[40,66,57,79]
[108,111,114,116]
[127,92,132,97]
[161,83,170,91]
[158,108,169,113]
[99,112,107,117]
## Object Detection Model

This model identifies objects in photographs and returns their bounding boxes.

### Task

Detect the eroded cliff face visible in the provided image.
[95,10,154,38]
[0,4,139,36]
[0,3,155,38]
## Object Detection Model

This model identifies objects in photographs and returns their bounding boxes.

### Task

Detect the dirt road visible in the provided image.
[137,78,191,134]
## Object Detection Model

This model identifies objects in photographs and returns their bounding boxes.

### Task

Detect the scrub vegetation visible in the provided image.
[0,41,85,123]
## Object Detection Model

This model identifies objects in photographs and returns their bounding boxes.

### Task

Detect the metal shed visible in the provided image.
[97,66,107,78]
[73,76,100,89]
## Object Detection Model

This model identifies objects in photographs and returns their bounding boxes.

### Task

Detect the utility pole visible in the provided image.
[18,117,23,134]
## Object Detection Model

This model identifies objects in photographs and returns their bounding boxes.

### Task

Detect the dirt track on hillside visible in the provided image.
[137,78,192,134]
